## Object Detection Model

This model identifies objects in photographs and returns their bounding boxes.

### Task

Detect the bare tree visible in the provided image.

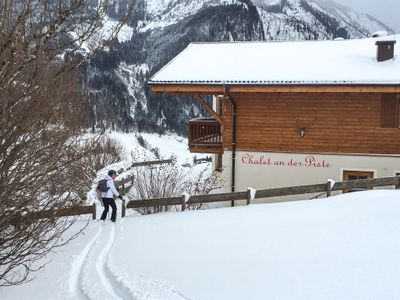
[78,135,124,196]
[127,152,223,214]
[0,0,136,286]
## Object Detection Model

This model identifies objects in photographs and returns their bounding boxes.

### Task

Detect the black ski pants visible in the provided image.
[100,198,117,222]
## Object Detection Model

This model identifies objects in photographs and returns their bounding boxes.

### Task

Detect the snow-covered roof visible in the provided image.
[149,35,400,86]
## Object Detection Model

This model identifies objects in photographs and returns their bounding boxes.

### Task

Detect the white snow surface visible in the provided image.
[2,190,400,299]
[150,34,400,84]
[109,132,200,164]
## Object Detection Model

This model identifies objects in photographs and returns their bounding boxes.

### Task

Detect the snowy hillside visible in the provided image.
[2,190,400,299]
[312,0,391,34]
[139,0,391,38]
[139,0,241,33]
[85,131,211,204]
[256,0,390,40]
[108,132,198,164]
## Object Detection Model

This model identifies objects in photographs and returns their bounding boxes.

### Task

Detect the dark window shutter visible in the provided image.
[381,94,399,128]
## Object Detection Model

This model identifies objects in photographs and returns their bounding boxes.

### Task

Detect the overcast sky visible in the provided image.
[333,0,400,32]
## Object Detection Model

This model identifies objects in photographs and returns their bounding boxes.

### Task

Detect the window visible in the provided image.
[343,170,374,193]
[381,94,400,128]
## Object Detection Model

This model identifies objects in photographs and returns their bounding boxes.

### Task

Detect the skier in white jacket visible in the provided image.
[100,170,122,222]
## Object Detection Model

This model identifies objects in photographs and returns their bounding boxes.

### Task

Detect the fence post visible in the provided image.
[181,195,186,211]
[122,200,126,218]
[181,193,190,211]
[247,188,256,205]
[326,181,332,197]
[396,176,400,189]
[92,203,96,220]
[366,180,372,190]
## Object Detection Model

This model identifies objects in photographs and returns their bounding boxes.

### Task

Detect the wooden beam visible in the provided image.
[189,146,224,154]
[150,84,400,94]
[193,94,223,124]
[151,84,223,94]
[126,197,182,208]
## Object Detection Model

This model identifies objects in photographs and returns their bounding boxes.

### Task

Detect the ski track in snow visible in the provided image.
[70,222,190,300]
[95,225,125,299]
[70,223,125,300]
[101,226,137,300]
[69,226,102,299]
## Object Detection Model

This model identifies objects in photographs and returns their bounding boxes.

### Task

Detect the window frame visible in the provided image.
[342,170,374,193]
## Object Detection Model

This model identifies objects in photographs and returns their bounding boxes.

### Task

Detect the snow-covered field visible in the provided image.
[2,133,399,299]
[2,190,400,299]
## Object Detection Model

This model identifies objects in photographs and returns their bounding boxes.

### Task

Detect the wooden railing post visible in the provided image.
[92,203,96,220]
[181,193,190,211]
[121,200,126,218]
[247,188,256,205]
[366,180,372,190]
[326,181,332,197]
[181,195,187,211]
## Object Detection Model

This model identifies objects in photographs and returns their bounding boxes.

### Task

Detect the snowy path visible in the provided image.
[69,222,189,300]
[69,226,101,299]
[70,223,129,300]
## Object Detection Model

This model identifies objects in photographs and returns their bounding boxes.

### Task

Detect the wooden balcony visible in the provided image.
[189,118,223,154]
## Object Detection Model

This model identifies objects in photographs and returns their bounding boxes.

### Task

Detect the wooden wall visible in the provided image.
[222,93,400,155]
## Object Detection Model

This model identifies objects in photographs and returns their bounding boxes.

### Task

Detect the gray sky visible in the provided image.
[334,0,400,32]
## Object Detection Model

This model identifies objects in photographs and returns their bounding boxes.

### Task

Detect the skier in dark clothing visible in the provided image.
[100,170,122,222]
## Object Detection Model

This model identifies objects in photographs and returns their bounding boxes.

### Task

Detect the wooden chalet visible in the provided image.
[149,35,400,198]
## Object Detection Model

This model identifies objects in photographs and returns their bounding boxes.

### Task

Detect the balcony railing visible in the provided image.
[188,118,223,153]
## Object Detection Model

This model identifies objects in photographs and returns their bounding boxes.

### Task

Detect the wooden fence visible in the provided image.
[121,176,400,216]
[7,204,96,227]
[116,159,173,195]
[7,175,400,225]
[6,173,138,227]
[6,159,172,227]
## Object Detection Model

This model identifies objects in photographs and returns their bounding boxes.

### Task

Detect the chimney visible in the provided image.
[375,40,396,62]
[372,31,388,38]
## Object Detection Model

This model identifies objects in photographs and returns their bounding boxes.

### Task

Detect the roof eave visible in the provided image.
[149,82,400,95]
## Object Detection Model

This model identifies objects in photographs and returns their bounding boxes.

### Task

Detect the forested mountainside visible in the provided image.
[84,0,393,135]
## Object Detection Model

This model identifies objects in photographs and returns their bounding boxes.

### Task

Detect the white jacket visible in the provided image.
[101,175,120,199]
